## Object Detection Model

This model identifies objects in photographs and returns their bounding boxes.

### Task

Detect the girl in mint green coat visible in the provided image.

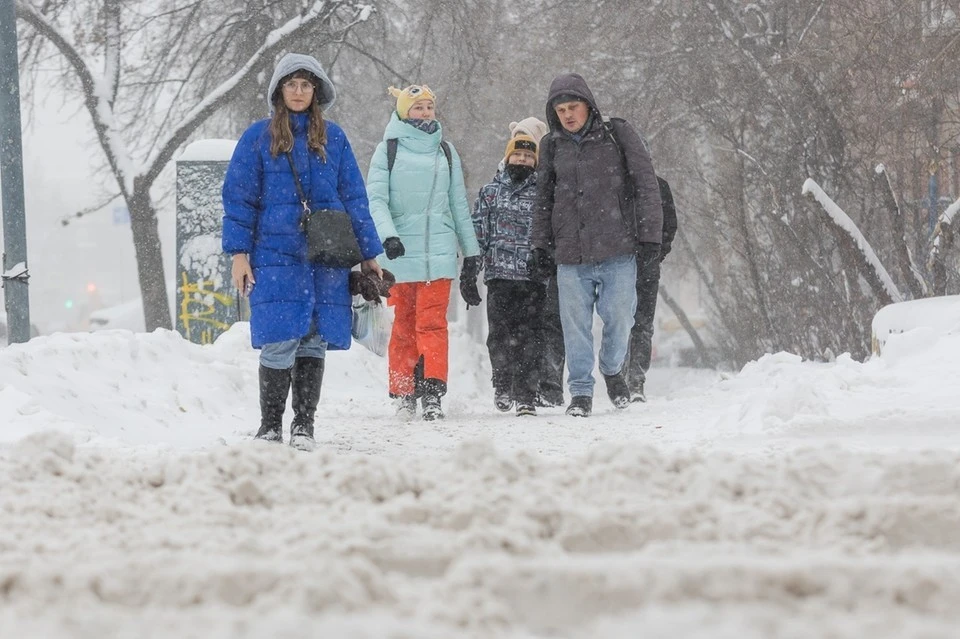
[366,85,481,421]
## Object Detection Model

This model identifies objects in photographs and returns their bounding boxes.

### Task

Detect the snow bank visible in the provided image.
[2,432,960,637]
[872,295,960,353]
[5,319,960,635]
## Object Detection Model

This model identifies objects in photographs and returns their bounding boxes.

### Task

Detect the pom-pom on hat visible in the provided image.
[388,85,437,119]
[504,134,539,166]
[508,117,548,144]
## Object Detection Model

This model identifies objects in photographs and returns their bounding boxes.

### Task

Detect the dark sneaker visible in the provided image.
[495,393,513,412]
[395,395,417,421]
[629,382,647,403]
[516,403,536,417]
[603,372,630,410]
[565,396,593,417]
[422,394,444,421]
[254,424,282,443]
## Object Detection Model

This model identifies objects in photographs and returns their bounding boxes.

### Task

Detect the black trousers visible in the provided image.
[486,279,546,404]
[624,253,661,390]
[537,275,565,404]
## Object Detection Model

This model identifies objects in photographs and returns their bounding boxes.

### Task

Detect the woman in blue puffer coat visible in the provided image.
[222,53,383,450]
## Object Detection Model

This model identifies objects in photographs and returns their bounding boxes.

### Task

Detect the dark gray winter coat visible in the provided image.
[532,73,662,265]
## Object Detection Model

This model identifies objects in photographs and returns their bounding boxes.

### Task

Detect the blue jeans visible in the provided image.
[556,253,637,398]
[260,333,327,369]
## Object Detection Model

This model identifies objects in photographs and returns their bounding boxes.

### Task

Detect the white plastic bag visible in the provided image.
[351,296,392,357]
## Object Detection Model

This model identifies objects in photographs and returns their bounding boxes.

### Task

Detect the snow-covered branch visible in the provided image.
[141,1,372,188]
[942,197,960,228]
[104,0,121,108]
[802,178,902,304]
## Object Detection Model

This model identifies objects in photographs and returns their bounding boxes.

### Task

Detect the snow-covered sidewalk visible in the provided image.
[2,324,959,637]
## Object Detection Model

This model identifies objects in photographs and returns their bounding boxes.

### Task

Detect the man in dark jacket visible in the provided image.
[624,176,678,402]
[530,73,662,417]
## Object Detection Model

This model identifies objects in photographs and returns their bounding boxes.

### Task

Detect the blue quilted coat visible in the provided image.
[366,113,480,283]
[221,113,383,349]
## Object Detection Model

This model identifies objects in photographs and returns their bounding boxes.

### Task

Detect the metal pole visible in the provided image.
[0,0,31,343]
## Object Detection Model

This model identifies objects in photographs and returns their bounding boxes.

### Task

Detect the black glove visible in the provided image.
[659,242,672,263]
[637,242,660,267]
[460,279,482,308]
[349,270,382,304]
[459,256,482,308]
[383,237,405,260]
[528,248,556,281]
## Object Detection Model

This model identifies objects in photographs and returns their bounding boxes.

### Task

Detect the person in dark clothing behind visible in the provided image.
[538,174,678,406]
[529,73,662,417]
[624,176,678,402]
[472,133,545,416]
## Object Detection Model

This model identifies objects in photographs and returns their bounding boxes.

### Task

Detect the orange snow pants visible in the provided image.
[387,279,452,397]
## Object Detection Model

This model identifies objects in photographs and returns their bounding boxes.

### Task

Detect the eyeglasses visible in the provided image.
[282,80,315,94]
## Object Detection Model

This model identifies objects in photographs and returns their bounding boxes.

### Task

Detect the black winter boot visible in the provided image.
[603,371,630,410]
[565,396,593,418]
[256,365,292,442]
[421,378,446,421]
[290,357,324,451]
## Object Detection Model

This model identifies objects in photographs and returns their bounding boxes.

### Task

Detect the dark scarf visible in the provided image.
[403,118,440,135]
[506,163,535,184]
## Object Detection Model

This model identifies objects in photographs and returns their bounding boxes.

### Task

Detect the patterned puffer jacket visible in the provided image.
[471,169,539,282]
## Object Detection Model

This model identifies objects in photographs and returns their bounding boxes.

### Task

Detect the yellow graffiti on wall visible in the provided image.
[179,272,234,344]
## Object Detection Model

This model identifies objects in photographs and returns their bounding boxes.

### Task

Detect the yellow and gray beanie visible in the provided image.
[388,85,437,119]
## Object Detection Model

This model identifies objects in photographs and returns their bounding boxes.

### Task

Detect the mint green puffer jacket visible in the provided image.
[366,113,480,283]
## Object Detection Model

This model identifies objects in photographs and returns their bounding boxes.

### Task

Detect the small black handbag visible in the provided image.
[286,153,363,268]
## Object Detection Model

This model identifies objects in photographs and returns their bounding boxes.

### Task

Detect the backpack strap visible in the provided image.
[439,141,453,175]
[386,138,453,176]
[387,138,399,173]
[603,117,638,240]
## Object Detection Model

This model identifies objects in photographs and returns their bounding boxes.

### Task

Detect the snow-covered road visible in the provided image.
[2,324,959,637]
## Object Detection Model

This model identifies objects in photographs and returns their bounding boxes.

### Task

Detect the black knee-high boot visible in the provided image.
[290,357,324,450]
[256,365,292,442]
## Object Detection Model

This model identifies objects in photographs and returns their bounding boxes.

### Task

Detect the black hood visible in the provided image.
[545,73,601,131]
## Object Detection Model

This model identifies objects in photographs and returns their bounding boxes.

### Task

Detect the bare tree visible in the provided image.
[16,0,378,329]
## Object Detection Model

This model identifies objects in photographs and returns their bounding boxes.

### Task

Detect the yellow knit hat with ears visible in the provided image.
[504,134,539,166]
[387,85,437,119]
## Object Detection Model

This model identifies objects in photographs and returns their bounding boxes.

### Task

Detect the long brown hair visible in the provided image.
[269,70,327,161]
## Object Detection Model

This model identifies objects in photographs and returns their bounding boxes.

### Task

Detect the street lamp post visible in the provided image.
[0,0,31,344]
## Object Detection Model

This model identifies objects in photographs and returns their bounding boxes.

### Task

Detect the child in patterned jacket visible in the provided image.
[471,133,545,416]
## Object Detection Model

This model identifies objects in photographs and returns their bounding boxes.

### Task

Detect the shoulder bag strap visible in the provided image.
[285,152,311,216]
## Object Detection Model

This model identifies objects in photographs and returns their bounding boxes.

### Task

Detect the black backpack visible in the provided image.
[602,117,678,253]
[386,138,453,176]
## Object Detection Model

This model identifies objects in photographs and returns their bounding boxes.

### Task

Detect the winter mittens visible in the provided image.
[383,237,405,260]
[350,269,396,304]
[459,256,482,308]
